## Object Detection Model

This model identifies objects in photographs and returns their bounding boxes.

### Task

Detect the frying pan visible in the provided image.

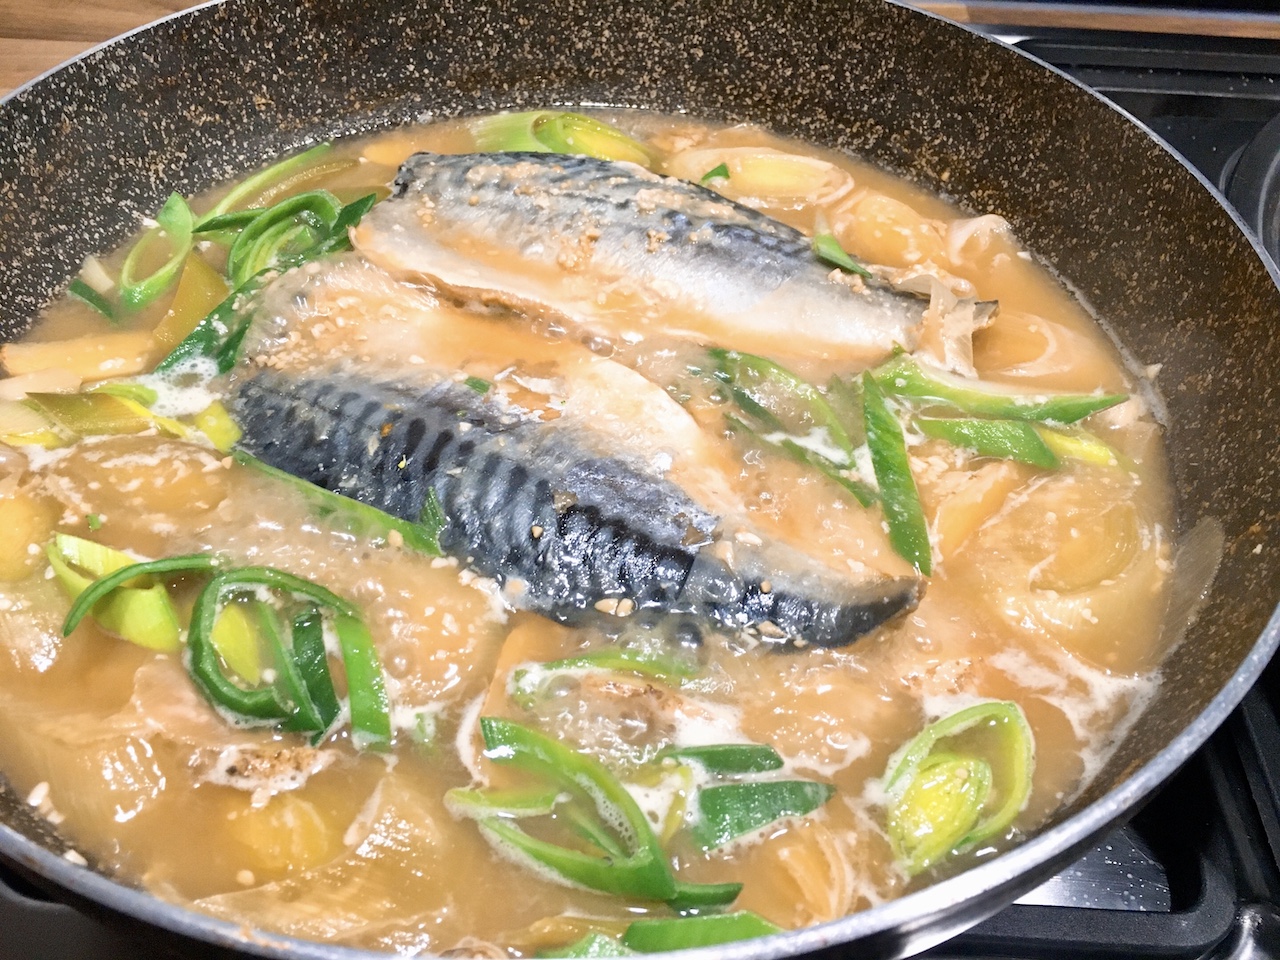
[1,1,1279,957]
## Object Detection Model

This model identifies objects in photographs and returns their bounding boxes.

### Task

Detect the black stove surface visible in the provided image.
[3,21,1280,960]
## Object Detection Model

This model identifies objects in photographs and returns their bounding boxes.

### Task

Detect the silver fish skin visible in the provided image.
[353,152,929,362]
[229,365,921,648]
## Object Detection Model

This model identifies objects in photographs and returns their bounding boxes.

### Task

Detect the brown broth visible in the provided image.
[0,111,1174,953]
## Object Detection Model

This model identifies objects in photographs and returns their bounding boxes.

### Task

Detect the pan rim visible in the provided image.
[1,1,1278,957]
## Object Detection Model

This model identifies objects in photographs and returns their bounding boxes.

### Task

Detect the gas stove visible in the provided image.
[3,14,1280,960]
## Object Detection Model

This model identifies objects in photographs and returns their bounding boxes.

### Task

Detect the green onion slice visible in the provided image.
[690,780,835,851]
[863,373,932,574]
[662,743,783,775]
[700,162,730,184]
[234,451,442,554]
[622,912,782,951]
[68,278,116,322]
[62,553,221,637]
[468,111,557,153]
[48,536,183,653]
[725,413,877,509]
[916,417,1059,469]
[120,193,195,310]
[291,606,342,733]
[872,352,1126,424]
[478,717,677,901]
[334,613,392,750]
[543,932,637,958]
[257,602,327,734]
[203,143,335,221]
[711,349,855,459]
[225,190,344,288]
[882,700,1035,875]
[156,193,378,375]
[445,786,565,820]
[812,232,873,280]
[532,113,654,168]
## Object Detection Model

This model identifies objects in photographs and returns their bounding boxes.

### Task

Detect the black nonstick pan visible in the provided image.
[1,1,1279,957]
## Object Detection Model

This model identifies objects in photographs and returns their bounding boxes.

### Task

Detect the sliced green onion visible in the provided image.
[711,349,854,458]
[209,599,264,686]
[532,113,654,168]
[234,451,441,554]
[225,190,344,288]
[663,744,783,775]
[257,602,326,734]
[48,540,182,654]
[68,278,116,322]
[622,912,782,951]
[291,607,341,733]
[26,392,153,437]
[917,417,1059,469]
[204,143,335,221]
[120,193,195,309]
[446,786,565,820]
[334,613,391,750]
[468,111,557,153]
[666,880,746,913]
[187,566,357,722]
[88,381,159,407]
[192,208,264,236]
[479,717,677,901]
[700,163,730,184]
[86,514,103,531]
[155,193,378,375]
[62,553,220,638]
[872,352,1126,424]
[192,401,242,453]
[464,375,492,395]
[726,414,877,508]
[812,232,873,280]
[1035,425,1123,468]
[863,374,932,574]
[887,753,992,875]
[543,932,636,958]
[882,700,1035,875]
[153,273,267,375]
[691,780,835,851]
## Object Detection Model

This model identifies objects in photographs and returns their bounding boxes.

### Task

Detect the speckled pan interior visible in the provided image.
[2,0,1280,957]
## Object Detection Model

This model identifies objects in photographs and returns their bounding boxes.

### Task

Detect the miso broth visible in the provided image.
[0,111,1176,954]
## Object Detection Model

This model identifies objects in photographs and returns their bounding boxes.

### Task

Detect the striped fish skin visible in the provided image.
[352,152,929,362]
[230,369,921,647]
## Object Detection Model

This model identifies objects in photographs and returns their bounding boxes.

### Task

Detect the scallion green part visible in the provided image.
[812,232,873,279]
[67,279,116,322]
[622,912,782,952]
[464,376,492,395]
[663,743,783,775]
[916,417,1059,469]
[335,613,392,750]
[872,352,1126,424]
[203,143,335,221]
[541,932,636,958]
[862,374,932,574]
[234,451,442,554]
[700,162,730,184]
[119,193,195,310]
[691,780,835,851]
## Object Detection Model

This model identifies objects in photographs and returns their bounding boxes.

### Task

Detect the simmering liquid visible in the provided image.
[0,111,1173,954]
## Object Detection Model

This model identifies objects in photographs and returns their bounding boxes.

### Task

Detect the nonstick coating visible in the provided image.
[2,1,1280,957]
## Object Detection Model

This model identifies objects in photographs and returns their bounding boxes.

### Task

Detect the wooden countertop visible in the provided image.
[3,1,1280,98]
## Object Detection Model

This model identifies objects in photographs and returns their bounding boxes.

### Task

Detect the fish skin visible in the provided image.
[352,152,929,362]
[230,368,921,647]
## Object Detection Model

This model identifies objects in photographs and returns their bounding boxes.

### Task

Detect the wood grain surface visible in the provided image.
[3,1,1279,97]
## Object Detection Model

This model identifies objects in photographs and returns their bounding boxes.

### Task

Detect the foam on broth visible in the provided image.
[0,111,1174,953]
